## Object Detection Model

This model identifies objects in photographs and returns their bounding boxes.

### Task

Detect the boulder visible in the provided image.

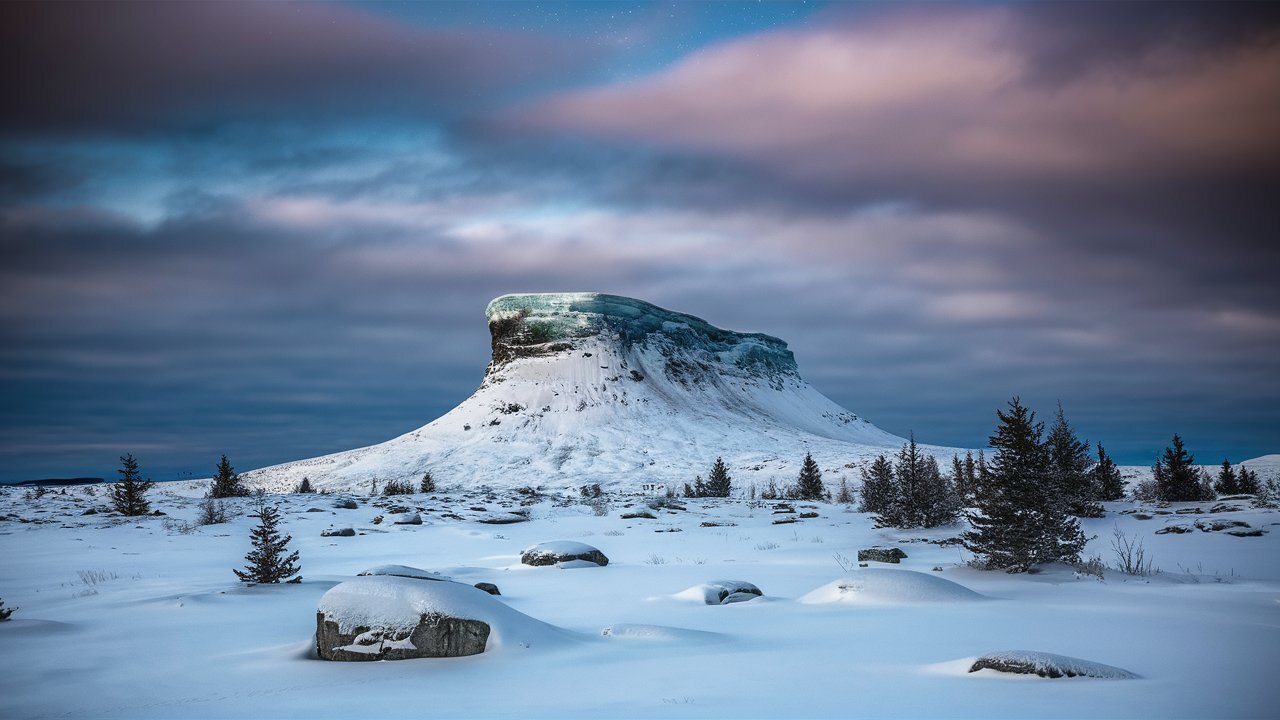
[968,650,1137,679]
[390,513,422,525]
[858,547,908,564]
[676,580,763,605]
[620,511,657,520]
[1195,518,1250,533]
[1154,525,1192,535]
[321,527,356,537]
[1226,528,1265,537]
[520,541,609,567]
[474,582,501,596]
[333,498,358,510]
[315,577,490,661]
[476,512,529,525]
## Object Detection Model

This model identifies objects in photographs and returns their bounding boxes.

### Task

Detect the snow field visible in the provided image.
[1,486,1278,718]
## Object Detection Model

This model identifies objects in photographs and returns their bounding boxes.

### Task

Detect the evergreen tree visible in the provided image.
[234,498,300,584]
[296,477,313,494]
[209,454,248,499]
[858,454,895,515]
[836,477,854,505]
[0,597,14,621]
[1045,403,1103,517]
[878,436,958,528]
[1213,460,1239,496]
[420,471,436,494]
[111,453,154,516]
[950,455,968,501]
[705,457,732,498]
[683,481,695,498]
[1154,434,1202,502]
[795,453,824,501]
[1236,466,1260,495]
[963,397,1085,572]
[962,451,977,501]
[1092,445,1125,501]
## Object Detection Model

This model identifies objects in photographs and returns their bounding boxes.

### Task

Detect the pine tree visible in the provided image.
[963,397,1085,572]
[962,451,977,502]
[296,477,314,494]
[234,498,301,584]
[705,457,732,498]
[795,453,824,501]
[1213,460,1239,496]
[1092,445,1125,501]
[950,455,968,501]
[209,454,248,498]
[1045,403,1103,517]
[836,477,854,505]
[111,453,155,516]
[0,597,15,621]
[1154,435,1202,502]
[1236,466,1260,495]
[858,454,895,515]
[420,471,436,494]
[878,436,959,528]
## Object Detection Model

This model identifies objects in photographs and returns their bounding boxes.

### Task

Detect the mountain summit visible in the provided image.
[245,293,919,492]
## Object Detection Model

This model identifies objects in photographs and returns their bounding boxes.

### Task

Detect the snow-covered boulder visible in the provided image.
[968,650,1138,679]
[315,576,567,661]
[858,547,908,564]
[356,565,449,582]
[321,527,355,537]
[799,569,986,605]
[674,580,763,605]
[520,541,609,567]
[474,582,501,596]
[389,512,422,525]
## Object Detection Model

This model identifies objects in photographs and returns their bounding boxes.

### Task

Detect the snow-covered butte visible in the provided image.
[245,292,945,493]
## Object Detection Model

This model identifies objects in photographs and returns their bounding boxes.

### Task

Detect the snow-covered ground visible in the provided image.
[2,483,1277,719]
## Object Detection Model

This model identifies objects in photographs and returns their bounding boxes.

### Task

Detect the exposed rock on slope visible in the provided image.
[245,293,954,492]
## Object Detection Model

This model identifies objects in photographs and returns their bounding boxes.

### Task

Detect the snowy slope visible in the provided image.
[245,293,946,493]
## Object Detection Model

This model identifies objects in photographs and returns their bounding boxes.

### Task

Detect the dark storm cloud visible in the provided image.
[0,2,1276,481]
[0,0,591,133]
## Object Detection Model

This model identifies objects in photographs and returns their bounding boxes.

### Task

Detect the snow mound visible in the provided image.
[672,580,763,605]
[600,623,726,644]
[799,569,986,605]
[316,576,571,649]
[520,540,609,567]
[356,565,449,582]
[969,650,1139,679]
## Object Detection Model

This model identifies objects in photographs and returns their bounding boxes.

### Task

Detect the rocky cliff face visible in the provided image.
[244,292,944,493]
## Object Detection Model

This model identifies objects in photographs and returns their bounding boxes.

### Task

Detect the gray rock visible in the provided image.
[474,582,501,596]
[1154,525,1192,535]
[858,547,908,564]
[1226,528,1265,537]
[321,527,355,537]
[721,591,761,605]
[316,611,489,662]
[333,499,358,510]
[520,541,609,567]
[391,513,422,525]
[1194,518,1250,532]
[969,650,1137,679]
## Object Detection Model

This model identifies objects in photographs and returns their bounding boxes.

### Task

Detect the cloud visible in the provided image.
[0,1,591,133]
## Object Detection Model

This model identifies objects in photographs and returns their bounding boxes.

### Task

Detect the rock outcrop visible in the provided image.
[520,541,609,567]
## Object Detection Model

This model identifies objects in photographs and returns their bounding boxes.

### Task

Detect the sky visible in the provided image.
[2,1,1278,483]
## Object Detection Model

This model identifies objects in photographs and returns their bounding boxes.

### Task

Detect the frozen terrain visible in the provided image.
[243,293,941,493]
[2,483,1278,718]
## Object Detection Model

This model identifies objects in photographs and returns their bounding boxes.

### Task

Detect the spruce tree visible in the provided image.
[963,397,1085,572]
[1045,403,1103,517]
[234,498,301,584]
[836,477,854,505]
[795,453,824,501]
[879,436,958,528]
[950,455,969,502]
[209,454,248,499]
[858,454,895,515]
[1092,445,1125,501]
[962,451,977,502]
[111,453,155,516]
[420,471,436,494]
[705,457,732,498]
[1154,434,1201,502]
[1213,460,1239,496]
[296,477,313,494]
[1236,466,1260,495]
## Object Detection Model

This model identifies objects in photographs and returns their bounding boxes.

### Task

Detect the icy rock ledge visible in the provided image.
[969,651,1138,679]
[520,541,609,567]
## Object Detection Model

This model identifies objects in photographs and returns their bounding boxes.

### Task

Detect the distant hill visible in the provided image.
[14,477,104,487]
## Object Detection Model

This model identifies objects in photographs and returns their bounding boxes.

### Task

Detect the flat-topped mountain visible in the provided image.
[245,293,942,492]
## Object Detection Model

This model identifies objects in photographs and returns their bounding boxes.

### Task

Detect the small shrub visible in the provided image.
[755,541,780,551]
[163,517,197,534]
[296,477,314,494]
[1073,554,1106,580]
[1111,526,1154,576]
[644,554,667,565]
[197,497,229,525]
[419,472,436,494]
[381,479,414,496]
[0,598,15,621]
[78,569,118,587]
